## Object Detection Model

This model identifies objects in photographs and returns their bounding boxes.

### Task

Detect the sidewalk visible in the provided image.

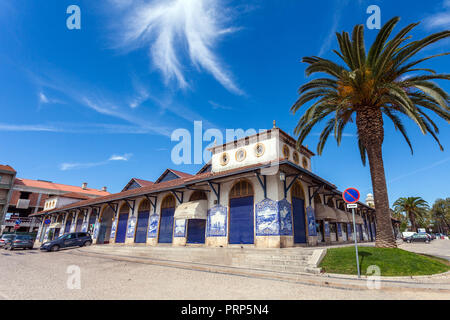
[71,245,450,293]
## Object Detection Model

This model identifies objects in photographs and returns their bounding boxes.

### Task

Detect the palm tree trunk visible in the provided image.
[409,212,417,232]
[357,107,397,248]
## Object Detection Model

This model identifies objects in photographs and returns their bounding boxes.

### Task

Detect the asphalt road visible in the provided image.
[0,247,448,300]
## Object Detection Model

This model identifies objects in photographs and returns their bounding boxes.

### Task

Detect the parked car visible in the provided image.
[401,231,416,241]
[405,233,430,243]
[3,234,34,250]
[40,232,92,252]
[0,234,16,248]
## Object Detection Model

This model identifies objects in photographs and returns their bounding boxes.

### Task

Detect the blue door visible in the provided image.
[97,225,107,244]
[229,196,254,244]
[159,208,175,243]
[64,219,72,233]
[292,197,307,243]
[75,218,83,232]
[187,219,206,244]
[135,211,149,243]
[115,213,128,243]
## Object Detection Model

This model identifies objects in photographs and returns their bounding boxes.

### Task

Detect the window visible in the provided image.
[220,152,230,166]
[282,145,290,159]
[235,148,246,162]
[254,143,265,157]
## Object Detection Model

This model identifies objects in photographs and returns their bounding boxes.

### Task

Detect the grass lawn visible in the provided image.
[319,246,450,276]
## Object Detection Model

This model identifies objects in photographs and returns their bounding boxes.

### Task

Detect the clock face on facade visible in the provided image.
[220,152,230,166]
[235,148,246,162]
[254,143,265,157]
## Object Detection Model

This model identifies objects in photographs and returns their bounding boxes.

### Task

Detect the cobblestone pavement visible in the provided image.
[0,248,449,300]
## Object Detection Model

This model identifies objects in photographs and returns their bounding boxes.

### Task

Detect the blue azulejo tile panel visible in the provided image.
[174,219,186,237]
[93,222,100,239]
[110,219,117,239]
[81,222,88,232]
[206,205,227,237]
[256,198,279,236]
[148,214,159,238]
[306,206,317,236]
[324,221,330,237]
[278,199,293,236]
[126,216,137,238]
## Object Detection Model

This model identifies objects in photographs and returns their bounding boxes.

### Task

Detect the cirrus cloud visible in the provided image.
[112,0,243,95]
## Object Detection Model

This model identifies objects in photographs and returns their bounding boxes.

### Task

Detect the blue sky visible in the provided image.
[0,0,449,206]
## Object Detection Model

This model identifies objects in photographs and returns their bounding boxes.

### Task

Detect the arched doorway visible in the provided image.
[229,180,254,244]
[64,212,73,234]
[135,199,150,243]
[115,204,129,243]
[158,195,176,244]
[97,206,113,244]
[291,181,307,243]
[187,191,207,244]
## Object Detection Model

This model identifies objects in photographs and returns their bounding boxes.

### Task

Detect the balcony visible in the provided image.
[16,199,30,209]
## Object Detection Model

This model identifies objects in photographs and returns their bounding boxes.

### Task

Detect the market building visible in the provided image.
[32,126,391,248]
[1,177,109,234]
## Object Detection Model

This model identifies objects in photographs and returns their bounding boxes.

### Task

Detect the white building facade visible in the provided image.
[33,127,378,248]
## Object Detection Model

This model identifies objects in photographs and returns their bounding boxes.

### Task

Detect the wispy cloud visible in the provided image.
[109,153,133,161]
[0,123,60,132]
[388,157,450,183]
[423,0,450,30]
[318,11,341,57]
[112,0,243,95]
[209,100,232,110]
[60,153,133,171]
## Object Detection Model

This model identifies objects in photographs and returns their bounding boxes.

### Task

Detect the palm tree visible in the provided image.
[393,197,429,232]
[430,198,450,233]
[291,17,450,248]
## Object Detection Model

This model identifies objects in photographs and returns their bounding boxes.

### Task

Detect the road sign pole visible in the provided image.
[351,208,361,278]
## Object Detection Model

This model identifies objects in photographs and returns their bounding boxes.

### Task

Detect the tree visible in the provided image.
[430,198,450,233]
[291,17,450,248]
[393,197,429,232]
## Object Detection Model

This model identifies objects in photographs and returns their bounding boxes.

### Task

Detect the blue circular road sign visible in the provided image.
[342,188,360,204]
[15,219,21,225]
[44,219,51,225]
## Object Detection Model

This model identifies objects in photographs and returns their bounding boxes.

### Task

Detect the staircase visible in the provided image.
[79,245,323,275]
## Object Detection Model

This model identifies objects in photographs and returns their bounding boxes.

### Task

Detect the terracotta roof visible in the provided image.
[133,178,154,187]
[168,169,193,178]
[13,178,110,197]
[55,192,94,200]
[0,165,16,173]
[32,159,372,217]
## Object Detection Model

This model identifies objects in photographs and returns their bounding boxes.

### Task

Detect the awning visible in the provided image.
[346,212,364,224]
[333,208,349,223]
[174,200,208,220]
[314,204,337,221]
[49,223,62,229]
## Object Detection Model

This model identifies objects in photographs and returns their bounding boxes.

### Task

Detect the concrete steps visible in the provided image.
[82,245,322,275]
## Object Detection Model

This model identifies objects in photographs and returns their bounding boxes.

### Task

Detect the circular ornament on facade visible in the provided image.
[220,152,230,166]
[302,157,309,169]
[235,148,247,162]
[254,143,265,157]
[293,151,300,164]
[282,144,290,159]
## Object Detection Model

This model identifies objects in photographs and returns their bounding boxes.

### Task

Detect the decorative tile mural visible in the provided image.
[324,221,330,237]
[148,214,159,238]
[93,222,100,239]
[306,206,317,236]
[110,217,117,239]
[347,223,352,236]
[174,219,186,237]
[81,222,88,232]
[278,199,292,236]
[337,222,342,237]
[206,205,227,237]
[126,216,137,238]
[70,219,76,233]
[256,198,279,236]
